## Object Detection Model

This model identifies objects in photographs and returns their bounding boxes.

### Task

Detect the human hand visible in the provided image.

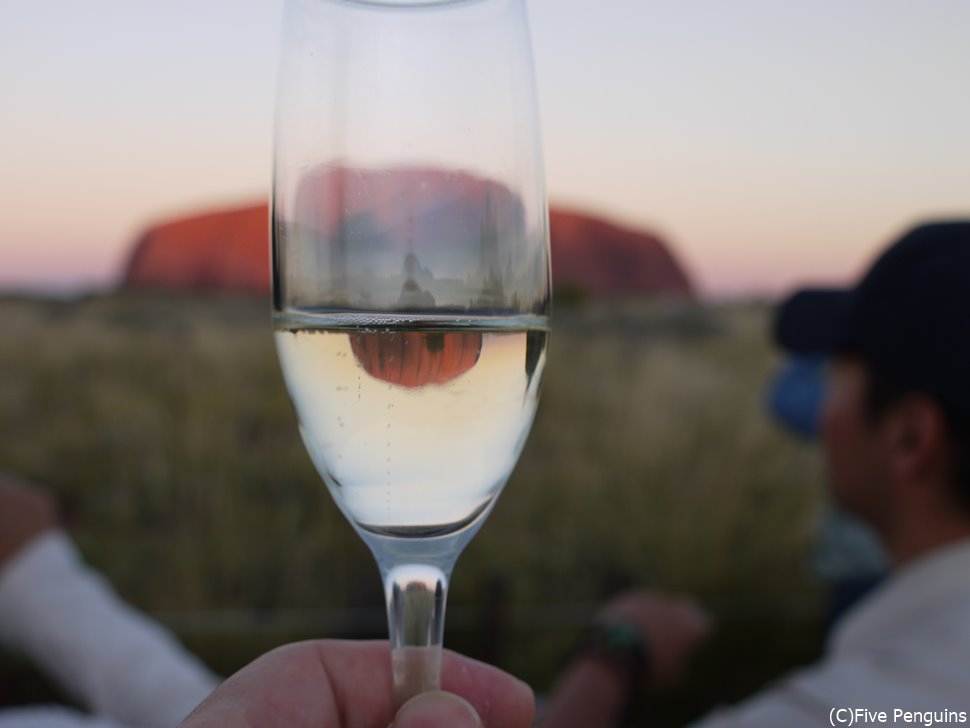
[594,590,713,690]
[179,640,534,728]
[0,473,60,568]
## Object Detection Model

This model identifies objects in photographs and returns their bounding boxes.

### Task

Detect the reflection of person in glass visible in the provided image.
[285,165,544,314]
[541,222,970,727]
[397,253,436,309]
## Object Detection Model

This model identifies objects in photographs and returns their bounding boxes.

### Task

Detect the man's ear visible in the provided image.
[881,394,949,486]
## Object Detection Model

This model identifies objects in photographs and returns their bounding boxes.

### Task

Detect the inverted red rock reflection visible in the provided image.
[349,331,484,388]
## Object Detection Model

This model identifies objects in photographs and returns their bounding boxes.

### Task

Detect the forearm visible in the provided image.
[538,656,631,728]
[0,530,219,727]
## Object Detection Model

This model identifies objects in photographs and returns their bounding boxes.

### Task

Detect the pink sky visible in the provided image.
[2,0,969,298]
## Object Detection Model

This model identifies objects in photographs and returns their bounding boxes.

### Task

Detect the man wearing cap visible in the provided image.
[541,221,970,727]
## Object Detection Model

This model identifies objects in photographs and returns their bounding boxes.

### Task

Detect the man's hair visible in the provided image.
[864,365,970,513]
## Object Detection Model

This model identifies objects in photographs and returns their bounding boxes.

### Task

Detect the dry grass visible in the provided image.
[0,293,827,717]
[487,300,823,605]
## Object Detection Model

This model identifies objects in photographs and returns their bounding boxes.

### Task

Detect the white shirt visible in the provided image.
[0,531,219,728]
[694,538,970,726]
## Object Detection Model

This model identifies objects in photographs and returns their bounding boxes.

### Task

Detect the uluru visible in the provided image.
[549,209,692,298]
[123,175,693,299]
[124,205,269,293]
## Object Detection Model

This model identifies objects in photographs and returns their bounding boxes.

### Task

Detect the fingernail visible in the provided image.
[393,691,482,728]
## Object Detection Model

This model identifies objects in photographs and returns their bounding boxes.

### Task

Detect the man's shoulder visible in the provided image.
[692,542,970,728]
[831,538,970,654]
[692,645,970,728]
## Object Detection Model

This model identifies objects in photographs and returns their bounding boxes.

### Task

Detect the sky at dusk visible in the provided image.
[2,0,969,297]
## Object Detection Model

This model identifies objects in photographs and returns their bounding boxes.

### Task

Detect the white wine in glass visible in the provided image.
[272,0,549,708]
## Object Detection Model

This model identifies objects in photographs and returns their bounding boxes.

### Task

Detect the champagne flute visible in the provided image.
[271,0,550,708]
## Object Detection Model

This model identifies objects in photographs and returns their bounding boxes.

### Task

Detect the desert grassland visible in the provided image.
[0,293,826,718]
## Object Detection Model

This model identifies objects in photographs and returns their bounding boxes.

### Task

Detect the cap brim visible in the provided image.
[773,288,853,355]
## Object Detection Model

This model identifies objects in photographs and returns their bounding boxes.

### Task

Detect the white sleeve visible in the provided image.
[0,705,125,728]
[688,660,855,727]
[689,684,829,728]
[0,531,220,728]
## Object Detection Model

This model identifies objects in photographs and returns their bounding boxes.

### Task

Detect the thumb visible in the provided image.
[392,691,482,728]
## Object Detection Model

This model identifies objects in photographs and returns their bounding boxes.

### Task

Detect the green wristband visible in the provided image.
[582,620,650,690]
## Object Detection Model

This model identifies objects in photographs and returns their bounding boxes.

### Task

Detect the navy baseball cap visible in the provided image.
[773,221,970,416]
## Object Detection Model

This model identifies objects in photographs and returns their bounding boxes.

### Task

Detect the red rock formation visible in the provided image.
[123,197,693,299]
[124,205,269,293]
[550,209,693,298]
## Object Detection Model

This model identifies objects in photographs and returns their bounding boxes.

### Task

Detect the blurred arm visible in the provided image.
[537,653,631,727]
[0,530,219,727]
[539,591,712,728]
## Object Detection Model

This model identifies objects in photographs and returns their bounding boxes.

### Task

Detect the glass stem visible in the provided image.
[382,561,451,711]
